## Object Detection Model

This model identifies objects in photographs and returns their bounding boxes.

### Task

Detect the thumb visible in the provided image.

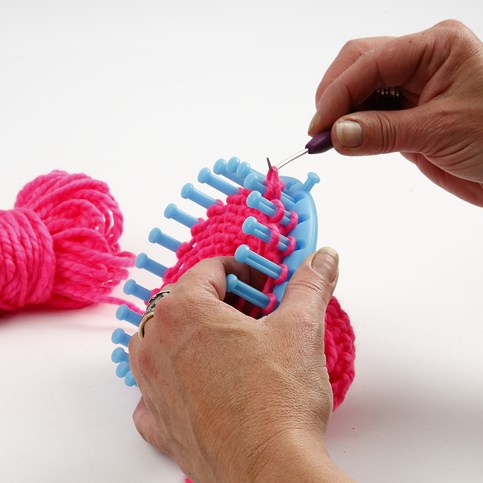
[332,106,432,155]
[277,247,339,317]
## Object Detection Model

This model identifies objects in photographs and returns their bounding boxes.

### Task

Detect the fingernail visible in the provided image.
[311,247,339,283]
[336,120,363,147]
[308,113,318,135]
[308,119,314,134]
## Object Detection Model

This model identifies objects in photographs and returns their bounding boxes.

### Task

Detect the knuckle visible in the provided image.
[180,285,203,307]
[340,37,382,62]
[289,278,333,308]
[152,284,215,332]
[372,112,397,153]
[136,344,155,378]
[431,19,472,50]
[434,19,466,32]
[340,38,365,57]
[153,292,176,320]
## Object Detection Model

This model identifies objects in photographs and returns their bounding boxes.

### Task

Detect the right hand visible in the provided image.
[309,20,483,207]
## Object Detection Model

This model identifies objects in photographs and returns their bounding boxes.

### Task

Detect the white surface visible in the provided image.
[0,1,482,482]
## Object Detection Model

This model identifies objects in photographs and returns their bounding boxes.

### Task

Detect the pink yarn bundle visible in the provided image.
[0,170,134,313]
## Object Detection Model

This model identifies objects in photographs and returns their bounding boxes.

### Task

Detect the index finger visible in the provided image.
[309,27,442,135]
[173,256,254,302]
[314,36,393,107]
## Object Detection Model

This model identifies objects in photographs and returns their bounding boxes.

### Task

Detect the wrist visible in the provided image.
[217,428,353,483]
[253,429,352,483]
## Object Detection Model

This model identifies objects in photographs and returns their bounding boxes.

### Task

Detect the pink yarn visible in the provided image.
[158,168,356,409]
[0,170,134,312]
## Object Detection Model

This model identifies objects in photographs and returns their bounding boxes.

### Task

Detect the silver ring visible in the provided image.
[138,290,171,340]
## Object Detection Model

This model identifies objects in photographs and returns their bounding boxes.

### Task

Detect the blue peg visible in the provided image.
[181,183,217,208]
[246,191,291,226]
[227,157,241,173]
[244,173,295,210]
[123,279,151,301]
[243,172,266,192]
[226,274,270,309]
[302,172,320,193]
[149,228,182,252]
[111,347,129,364]
[198,168,239,195]
[135,253,167,278]
[124,370,137,387]
[242,216,290,252]
[164,203,199,228]
[111,328,131,347]
[213,158,246,185]
[116,304,142,327]
[213,157,249,186]
[235,245,283,280]
[213,158,228,175]
[236,162,265,182]
[116,361,130,378]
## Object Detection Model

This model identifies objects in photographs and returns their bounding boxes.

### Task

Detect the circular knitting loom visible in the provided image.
[112,157,355,410]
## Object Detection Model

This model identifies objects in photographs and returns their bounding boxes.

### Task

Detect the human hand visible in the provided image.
[309,20,483,207]
[128,249,352,482]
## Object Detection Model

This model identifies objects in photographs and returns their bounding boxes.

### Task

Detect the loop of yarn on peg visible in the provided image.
[0,170,135,312]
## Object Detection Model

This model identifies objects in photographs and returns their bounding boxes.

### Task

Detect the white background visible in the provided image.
[0,1,482,482]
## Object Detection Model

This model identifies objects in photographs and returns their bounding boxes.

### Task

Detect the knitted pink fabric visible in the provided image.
[162,168,296,316]
[0,170,134,312]
[158,168,356,409]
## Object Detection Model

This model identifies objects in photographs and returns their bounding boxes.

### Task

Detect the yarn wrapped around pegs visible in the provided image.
[114,159,355,410]
[0,170,135,313]
[112,158,356,483]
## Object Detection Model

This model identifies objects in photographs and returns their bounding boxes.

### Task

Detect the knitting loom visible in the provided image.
[111,157,355,408]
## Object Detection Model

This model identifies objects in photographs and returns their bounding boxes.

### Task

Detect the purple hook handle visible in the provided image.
[305,130,333,155]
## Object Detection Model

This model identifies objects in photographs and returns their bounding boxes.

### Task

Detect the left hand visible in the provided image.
[128,250,350,482]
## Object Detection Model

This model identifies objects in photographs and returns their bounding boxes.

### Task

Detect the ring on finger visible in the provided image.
[138,290,171,340]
